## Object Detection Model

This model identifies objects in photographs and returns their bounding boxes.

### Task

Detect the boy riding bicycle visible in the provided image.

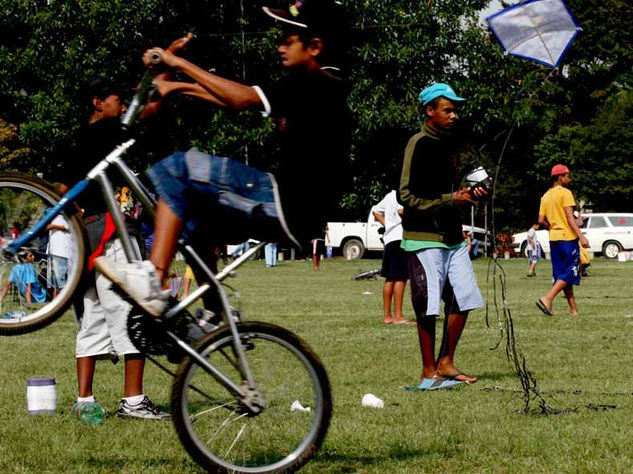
[96,0,351,316]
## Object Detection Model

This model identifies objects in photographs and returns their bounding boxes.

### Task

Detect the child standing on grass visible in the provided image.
[526,224,541,277]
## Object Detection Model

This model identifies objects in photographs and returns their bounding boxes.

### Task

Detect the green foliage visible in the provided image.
[533,89,633,210]
[0,0,632,224]
[0,119,30,169]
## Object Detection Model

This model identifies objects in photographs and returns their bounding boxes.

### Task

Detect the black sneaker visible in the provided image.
[116,396,170,420]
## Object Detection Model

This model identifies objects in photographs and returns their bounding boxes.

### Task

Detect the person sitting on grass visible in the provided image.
[0,251,47,304]
[94,0,351,316]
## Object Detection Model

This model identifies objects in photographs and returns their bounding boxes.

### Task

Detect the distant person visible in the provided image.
[372,190,413,325]
[463,230,480,259]
[525,224,541,277]
[10,222,20,241]
[46,215,71,298]
[574,211,591,277]
[536,164,589,316]
[265,243,277,268]
[312,231,326,270]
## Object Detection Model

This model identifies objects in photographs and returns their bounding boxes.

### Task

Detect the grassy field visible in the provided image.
[1,256,633,473]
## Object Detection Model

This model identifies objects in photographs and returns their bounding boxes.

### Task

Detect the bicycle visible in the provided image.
[0,68,331,473]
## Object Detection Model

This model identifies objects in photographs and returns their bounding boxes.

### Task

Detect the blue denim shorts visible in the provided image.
[148,148,296,245]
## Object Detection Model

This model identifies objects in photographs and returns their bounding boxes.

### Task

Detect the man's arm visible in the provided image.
[144,48,261,109]
[152,80,229,107]
[565,206,590,248]
[373,211,385,227]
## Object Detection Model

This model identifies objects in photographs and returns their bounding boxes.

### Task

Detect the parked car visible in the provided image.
[512,213,633,259]
[328,210,489,259]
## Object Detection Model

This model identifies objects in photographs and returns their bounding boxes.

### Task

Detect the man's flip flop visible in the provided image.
[439,371,478,384]
[393,320,416,326]
[404,378,463,391]
[536,299,553,316]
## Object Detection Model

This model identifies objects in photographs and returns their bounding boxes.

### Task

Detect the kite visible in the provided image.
[486,0,581,68]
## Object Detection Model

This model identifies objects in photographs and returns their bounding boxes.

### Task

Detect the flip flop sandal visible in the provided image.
[536,299,553,316]
[404,378,463,391]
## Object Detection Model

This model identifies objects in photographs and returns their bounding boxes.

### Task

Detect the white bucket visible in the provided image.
[27,377,57,415]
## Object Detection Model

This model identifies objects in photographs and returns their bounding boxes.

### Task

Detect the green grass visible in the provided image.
[1,256,633,472]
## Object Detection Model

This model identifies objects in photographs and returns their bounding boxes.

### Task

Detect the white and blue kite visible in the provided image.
[486,0,581,68]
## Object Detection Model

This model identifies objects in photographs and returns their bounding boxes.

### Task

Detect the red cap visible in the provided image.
[550,164,570,177]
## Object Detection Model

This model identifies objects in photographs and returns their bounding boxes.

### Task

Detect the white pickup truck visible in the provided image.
[328,211,383,259]
[328,212,488,259]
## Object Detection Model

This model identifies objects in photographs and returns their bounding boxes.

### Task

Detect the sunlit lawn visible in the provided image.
[1,256,632,472]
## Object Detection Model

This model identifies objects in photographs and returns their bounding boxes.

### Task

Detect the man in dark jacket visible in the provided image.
[400,83,486,391]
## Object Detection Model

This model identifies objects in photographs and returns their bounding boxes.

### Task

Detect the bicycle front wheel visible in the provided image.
[172,322,331,473]
[0,173,87,335]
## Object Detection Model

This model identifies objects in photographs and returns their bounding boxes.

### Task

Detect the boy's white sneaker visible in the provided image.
[94,257,169,317]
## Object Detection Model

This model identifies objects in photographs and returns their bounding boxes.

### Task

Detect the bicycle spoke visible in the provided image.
[172,323,331,473]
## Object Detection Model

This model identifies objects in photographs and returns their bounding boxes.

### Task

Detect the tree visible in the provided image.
[1,0,632,226]
[533,89,633,211]
[0,119,31,169]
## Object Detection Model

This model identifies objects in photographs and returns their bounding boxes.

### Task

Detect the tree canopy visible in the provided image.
[1,0,631,227]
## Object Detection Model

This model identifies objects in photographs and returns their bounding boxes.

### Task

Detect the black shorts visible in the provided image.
[381,240,409,281]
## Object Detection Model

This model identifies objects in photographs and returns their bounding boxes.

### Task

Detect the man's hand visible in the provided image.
[143,33,193,70]
[469,185,489,199]
[452,187,481,205]
[151,78,174,98]
[167,32,193,55]
[580,235,590,248]
[143,47,179,69]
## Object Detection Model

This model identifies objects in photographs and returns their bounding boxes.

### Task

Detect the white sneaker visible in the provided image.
[116,396,170,420]
[94,257,169,317]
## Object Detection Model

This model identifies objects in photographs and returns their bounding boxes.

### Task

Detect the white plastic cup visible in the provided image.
[27,377,57,415]
[362,393,384,408]
[290,400,311,413]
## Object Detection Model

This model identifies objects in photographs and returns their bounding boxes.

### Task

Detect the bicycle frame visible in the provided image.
[5,75,267,410]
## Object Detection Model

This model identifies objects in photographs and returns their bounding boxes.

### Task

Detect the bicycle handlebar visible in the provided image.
[120,51,163,128]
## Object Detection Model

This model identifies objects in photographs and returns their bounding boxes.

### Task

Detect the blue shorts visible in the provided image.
[550,240,580,285]
[148,148,296,246]
[407,244,484,317]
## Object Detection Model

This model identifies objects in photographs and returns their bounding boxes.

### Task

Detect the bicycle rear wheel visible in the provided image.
[0,173,87,335]
[172,322,331,473]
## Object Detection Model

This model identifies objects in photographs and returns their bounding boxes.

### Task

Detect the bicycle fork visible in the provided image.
[163,242,268,415]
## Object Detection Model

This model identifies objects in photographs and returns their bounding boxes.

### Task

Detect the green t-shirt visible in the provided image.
[401,238,467,252]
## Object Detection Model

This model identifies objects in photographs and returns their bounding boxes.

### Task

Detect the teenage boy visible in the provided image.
[536,164,589,316]
[95,0,350,315]
[372,190,413,325]
[69,77,169,420]
[400,83,487,391]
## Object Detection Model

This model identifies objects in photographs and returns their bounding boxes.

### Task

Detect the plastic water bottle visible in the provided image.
[72,401,106,425]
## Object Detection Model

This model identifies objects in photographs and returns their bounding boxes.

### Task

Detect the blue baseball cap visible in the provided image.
[418,83,466,106]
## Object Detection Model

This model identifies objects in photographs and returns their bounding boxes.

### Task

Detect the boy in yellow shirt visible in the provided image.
[536,164,589,316]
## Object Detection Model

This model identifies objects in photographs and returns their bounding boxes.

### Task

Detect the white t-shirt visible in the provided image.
[47,215,70,258]
[526,227,539,252]
[372,190,403,245]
